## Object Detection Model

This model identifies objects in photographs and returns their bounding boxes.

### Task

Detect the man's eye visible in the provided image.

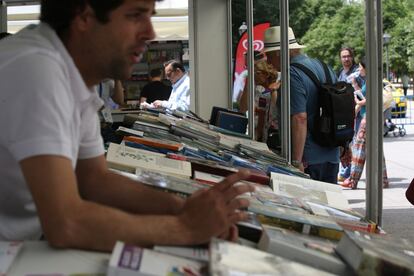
[127,13,143,19]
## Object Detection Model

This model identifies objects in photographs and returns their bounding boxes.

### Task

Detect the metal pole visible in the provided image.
[227,0,233,109]
[280,0,291,161]
[246,0,255,140]
[386,45,389,81]
[365,0,383,225]
[0,1,7,33]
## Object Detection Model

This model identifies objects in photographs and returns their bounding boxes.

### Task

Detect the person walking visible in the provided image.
[341,57,389,189]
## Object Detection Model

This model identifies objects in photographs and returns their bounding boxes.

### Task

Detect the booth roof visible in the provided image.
[6,5,189,41]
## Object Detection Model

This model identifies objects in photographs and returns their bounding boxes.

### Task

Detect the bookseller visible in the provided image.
[153,60,190,111]
[0,0,254,251]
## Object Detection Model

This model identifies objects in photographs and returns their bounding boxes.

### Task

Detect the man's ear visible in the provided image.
[73,4,96,31]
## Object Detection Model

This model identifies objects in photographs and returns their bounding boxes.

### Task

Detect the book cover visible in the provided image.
[250,202,344,241]
[336,230,414,276]
[106,143,191,178]
[214,110,248,134]
[209,238,333,276]
[258,225,351,275]
[0,241,23,276]
[270,172,350,211]
[107,241,205,276]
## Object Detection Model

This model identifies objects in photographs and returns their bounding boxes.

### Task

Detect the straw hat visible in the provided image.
[263,26,305,52]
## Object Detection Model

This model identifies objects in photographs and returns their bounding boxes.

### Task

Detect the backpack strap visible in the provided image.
[291,60,333,87]
[320,60,333,85]
[291,62,322,89]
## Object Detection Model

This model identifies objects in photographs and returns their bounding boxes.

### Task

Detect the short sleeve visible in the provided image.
[290,68,307,115]
[0,53,75,162]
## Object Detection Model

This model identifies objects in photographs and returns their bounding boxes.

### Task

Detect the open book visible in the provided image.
[270,172,350,211]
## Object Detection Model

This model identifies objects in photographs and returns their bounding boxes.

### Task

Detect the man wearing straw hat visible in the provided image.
[263,26,339,184]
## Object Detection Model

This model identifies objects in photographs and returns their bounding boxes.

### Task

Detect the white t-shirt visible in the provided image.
[0,23,105,240]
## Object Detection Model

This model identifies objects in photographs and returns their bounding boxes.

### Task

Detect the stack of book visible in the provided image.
[104,110,403,274]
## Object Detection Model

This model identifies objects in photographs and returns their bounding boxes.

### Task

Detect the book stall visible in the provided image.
[4,108,414,276]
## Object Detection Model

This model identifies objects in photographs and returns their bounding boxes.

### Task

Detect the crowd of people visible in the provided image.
[237,27,391,187]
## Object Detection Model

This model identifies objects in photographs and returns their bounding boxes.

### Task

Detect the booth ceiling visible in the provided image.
[5,0,189,40]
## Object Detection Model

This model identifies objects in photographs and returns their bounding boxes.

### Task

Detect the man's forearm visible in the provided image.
[53,200,197,251]
[291,113,307,162]
[79,170,185,215]
[76,157,185,215]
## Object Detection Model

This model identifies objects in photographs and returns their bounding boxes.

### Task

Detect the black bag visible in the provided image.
[291,61,355,148]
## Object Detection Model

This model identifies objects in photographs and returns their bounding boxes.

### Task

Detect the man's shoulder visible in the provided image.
[0,24,64,68]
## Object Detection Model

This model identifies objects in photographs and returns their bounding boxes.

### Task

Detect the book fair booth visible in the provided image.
[1,0,411,275]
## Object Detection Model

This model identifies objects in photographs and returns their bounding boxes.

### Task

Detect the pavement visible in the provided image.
[341,85,414,243]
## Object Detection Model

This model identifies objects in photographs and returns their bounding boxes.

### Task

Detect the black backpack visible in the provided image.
[291,61,355,148]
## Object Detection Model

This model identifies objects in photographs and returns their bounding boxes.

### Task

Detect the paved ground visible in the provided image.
[341,86,414,242]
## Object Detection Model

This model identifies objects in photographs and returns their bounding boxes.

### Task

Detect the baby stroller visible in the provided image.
[383,107,406,137]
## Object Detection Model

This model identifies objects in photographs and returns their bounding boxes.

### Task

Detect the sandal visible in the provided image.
[341,178,357,189]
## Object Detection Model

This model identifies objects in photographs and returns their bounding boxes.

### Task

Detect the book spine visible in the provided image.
[124,141,172,155]
[335,219,377,233]
[257,214,343,241]
[124,136,182,151]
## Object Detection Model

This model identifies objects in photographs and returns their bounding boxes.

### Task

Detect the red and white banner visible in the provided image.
[232,22,270,102]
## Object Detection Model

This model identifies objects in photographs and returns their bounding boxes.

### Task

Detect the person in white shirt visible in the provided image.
[0,0,253,252]
[153,60,190,111]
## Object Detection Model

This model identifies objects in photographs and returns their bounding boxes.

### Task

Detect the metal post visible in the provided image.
[365,0,383,225]
[227,0,233,109]
[246,0,255,140]
[280,0,291,161]
[386,45,389,81]
[0,1,7,33]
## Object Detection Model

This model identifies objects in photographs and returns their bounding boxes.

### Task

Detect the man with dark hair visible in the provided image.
[140,68,172,105]
[0,0,253,251]
[337,47,364,183]
[153,59,190,111]
[338,47,364,87]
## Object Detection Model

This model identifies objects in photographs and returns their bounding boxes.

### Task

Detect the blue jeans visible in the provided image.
[305,162,339,184]
[338,163,350,179]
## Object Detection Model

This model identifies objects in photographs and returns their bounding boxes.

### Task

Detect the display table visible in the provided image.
[8,241,109,275]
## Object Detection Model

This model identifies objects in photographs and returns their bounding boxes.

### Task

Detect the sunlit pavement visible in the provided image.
[341,87,414,242]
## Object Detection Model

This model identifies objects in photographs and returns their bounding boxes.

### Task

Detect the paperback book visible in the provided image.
[271,172,350,211]
[106,143,191,178]
[209,238,333,275]
[336,230,414,276]
[258,225,351,275]
[0,241,23,276]
[107,241,205,276]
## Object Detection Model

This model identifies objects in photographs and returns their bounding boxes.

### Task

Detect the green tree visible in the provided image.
[301,2,365,71]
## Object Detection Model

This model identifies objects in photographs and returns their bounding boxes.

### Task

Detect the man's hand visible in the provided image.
[178,170,254,244]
